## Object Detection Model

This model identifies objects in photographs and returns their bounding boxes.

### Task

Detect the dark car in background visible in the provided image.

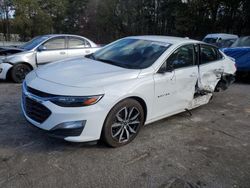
[222,36,250,77]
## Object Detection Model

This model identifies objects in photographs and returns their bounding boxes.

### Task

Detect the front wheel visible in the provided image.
[102,99,145,147]
[10,64,32,83]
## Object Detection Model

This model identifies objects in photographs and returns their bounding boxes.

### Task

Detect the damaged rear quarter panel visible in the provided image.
[222,55,237,75]
[199,61,223,92]
[198,53,236,92]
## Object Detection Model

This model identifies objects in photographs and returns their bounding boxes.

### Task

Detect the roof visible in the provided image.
[127,35,199,45]
[38,34,97,46]
[204,33,238,39]
[42,34,84,38]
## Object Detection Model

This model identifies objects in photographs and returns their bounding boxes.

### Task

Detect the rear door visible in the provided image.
[67,37,95,58]
[36,36,67,65]
[153,44,198,118]
[198,44,224,91]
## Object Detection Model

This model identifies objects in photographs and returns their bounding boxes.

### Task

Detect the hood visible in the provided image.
[0,46,25,56]
[222,47,250,70]
[36,57,141,88]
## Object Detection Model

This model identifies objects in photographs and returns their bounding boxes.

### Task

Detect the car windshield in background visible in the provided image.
[87,38,171,69]
[203,38,217,44]
[217,39,236,48]
[231,37,250,47]
[20,36,50,50]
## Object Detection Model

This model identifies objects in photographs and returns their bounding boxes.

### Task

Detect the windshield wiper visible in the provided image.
[96,58,135,69]
[96,58,118,65]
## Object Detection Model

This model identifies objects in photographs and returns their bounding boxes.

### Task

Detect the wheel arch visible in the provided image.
[128,96,148,123]
[101,95,148,146]
[106,96,148,124]
[6,62,33,79]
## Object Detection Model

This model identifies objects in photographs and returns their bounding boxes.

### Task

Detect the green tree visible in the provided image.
[0,0,13,40]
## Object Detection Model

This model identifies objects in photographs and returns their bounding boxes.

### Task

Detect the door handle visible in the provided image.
[85,50,90,54]
[60,51,66,55]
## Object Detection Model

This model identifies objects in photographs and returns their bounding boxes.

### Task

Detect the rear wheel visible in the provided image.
[10,64,32,83]
[102,99,144,147]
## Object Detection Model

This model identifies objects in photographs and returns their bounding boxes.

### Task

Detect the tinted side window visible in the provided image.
[43,37,65,50]
[167,44,195,69]
[68,37,91,48]
[200,45,222,64]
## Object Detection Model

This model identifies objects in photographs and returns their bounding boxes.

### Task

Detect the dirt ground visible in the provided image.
[0,81,249,188]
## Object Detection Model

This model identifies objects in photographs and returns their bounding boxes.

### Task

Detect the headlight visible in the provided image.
[50,95,103,107]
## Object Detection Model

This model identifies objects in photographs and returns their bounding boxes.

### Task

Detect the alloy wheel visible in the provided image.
[111,106,141,143]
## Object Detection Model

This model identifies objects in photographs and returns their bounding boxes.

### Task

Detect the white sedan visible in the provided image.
[0,34,100,83]
[21,36,236,147]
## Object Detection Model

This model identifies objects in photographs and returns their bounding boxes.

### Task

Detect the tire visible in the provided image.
[10,64,32,83]
[102,99,145,147]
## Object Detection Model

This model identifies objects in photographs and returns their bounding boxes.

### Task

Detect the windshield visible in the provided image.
[231,37,250,47]
[20,36,50,50]
[217,39,237,48]
[203,38,218,44]
[87,38,171,69]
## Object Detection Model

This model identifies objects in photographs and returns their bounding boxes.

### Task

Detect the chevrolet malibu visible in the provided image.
[21,36,236,147]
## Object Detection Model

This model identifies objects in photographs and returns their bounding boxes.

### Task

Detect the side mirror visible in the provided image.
[157,63,167,74]
[37,45,46,51]
[166,62,174,72]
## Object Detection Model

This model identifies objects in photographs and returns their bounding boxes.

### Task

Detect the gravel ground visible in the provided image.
[0,81,250,188]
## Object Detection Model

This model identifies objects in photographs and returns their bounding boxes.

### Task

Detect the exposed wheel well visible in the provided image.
[101,96,148,145]
[6,62,33,80]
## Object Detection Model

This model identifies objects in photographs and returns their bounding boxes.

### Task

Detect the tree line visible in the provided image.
[0,0,249,43]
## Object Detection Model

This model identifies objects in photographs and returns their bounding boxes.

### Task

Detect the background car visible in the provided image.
[21,36,236,147]
[0,34,100,83]
[203,33,238,48]
[222,36,250,77]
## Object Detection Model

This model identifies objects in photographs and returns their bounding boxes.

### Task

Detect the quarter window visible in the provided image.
[200,45,222,64]
[167,44,195,69]
[68,37,91,48]
[43,37,65,50]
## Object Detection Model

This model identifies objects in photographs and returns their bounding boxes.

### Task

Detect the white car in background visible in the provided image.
[0,34,100,83]
[203,33,238,48]
[21,36,236,147]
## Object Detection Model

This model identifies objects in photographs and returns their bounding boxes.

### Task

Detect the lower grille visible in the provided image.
[23,96,51,123]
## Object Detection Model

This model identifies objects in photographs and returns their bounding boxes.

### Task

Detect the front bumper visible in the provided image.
[21,86,108,142]
[0,63,12,80]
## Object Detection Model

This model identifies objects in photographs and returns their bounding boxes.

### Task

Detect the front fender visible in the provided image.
[103,76,155,123]
[6,51,37,69]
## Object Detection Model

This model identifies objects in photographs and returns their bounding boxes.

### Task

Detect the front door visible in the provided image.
[36,37,67,65]
[153,44,198,118]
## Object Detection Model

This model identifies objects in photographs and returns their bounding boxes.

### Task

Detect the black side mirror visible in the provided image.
[158,62,167,74]
[158,62,175,74]
[37,45,46,51]
[166,62,174,72]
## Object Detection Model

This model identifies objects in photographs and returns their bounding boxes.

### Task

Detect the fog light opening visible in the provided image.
[53,120,86,130]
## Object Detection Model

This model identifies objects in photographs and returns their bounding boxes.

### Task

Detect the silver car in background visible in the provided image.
[0,34,101,83]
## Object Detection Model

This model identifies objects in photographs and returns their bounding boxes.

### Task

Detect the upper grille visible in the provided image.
[23,96,51,123]
[27,86,56,98]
